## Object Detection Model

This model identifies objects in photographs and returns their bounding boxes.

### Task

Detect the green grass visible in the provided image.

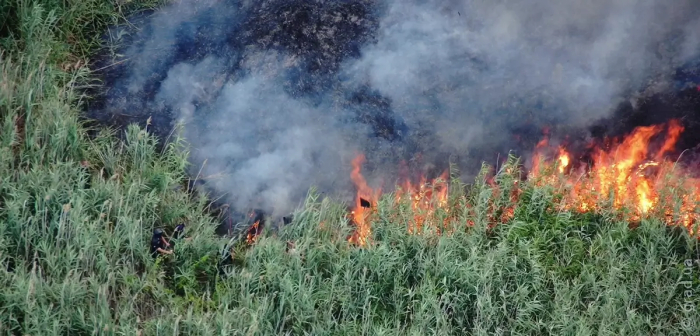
[1,1,699,335]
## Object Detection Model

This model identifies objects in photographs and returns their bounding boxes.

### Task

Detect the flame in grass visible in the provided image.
[348,155,458,246]
[557,147,570,174]
[396,171,450,235]
[347,154,379,246]
[531,119,699,234]
[346,118,699,245]
[347,157,516,246]
[246,220,261,245]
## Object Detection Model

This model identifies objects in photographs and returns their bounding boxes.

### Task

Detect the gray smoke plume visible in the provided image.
[94,0,700,216]
[159,52,360,214]
[344,0,700,160]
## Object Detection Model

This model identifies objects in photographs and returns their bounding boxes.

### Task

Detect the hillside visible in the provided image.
[0,1,699,335]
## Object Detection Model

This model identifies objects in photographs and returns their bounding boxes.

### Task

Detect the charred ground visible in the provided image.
[87,0,398,140]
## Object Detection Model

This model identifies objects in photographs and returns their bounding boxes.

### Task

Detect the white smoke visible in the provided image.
[344,0,700,157]
[105,0,700,216]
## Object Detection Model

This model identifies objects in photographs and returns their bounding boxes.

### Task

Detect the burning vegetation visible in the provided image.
[245,210,266,244]
[345,119,700,246]
[6,0,700,333]
[530,119,700,232]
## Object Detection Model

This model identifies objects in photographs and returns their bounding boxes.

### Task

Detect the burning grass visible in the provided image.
[232,158,700,335]
[530,119,700,233]
[1,1,699,335]
[345,119,700,247]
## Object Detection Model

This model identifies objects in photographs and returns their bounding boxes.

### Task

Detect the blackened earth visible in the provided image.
[88,0,399,141]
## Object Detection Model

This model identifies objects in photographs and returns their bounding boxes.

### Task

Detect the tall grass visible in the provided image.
[206,159,698,335]
[1,1,699,335]
[0,1,220,334]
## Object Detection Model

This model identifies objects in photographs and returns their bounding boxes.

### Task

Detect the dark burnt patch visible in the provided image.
[586,64,700,165]
[347,85,408,142]
[241,0,378,81]
[85,0,391,141]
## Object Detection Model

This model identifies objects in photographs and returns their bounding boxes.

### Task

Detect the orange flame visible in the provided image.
[348,154,379,246]
[246,220,261,245]
[348,154,454,244]
[557,147,570,174]
[344,119,697,245]
[534,119,698,234]
[395,171,449,234]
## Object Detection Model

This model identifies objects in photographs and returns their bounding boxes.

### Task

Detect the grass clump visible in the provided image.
[0,1,699,335]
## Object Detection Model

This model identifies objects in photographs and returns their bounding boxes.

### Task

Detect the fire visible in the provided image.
[533,119,698,233]
[347,154,379,246]
[348,155,453,245]
[557,147,570,174]
[396,171,450,235]
[635,178,654,214]
[246,220,261,245]
[343,119,698,246]
[655,119,683,160]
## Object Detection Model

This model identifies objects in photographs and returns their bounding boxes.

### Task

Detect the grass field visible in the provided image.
[1,1,699,335]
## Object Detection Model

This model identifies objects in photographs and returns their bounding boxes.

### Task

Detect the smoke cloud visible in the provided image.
[91,0,700,216]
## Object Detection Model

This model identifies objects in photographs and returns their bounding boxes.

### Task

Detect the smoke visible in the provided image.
[159,52,358,214]
[92,0,700,216]
[345,0,700,159]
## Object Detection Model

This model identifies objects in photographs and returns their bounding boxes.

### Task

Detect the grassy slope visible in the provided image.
[1,1,699,335]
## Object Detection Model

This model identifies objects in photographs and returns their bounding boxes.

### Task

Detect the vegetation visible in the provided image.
[0,1,698,335]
